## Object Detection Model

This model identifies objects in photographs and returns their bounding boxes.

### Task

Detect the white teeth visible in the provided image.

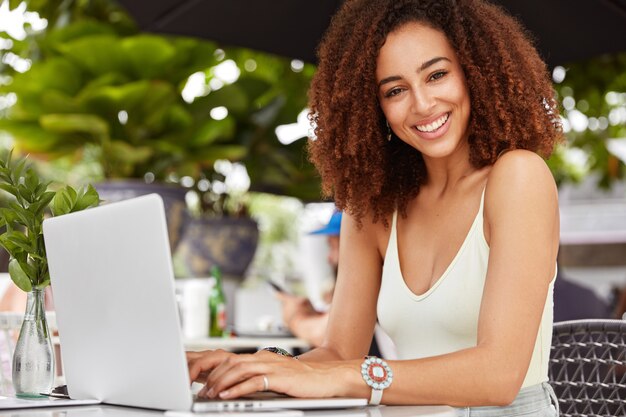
[415,113,449,133]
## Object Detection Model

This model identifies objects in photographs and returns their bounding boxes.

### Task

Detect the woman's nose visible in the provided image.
[410,88,435,114]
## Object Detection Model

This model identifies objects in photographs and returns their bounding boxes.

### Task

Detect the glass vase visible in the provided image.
[12,288,55,397]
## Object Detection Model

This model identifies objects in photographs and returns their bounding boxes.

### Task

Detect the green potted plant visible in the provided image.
[0,150,99,397]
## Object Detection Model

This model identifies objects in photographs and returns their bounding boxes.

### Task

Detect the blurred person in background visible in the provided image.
[276,210,341,347]
[276,210,389,357]
[553,269,611,322]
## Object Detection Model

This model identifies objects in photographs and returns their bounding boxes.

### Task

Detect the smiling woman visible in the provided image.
[186,1,563,414]
[308,0,562,225]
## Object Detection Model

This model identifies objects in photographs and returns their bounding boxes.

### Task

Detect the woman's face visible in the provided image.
[375,22,471,162]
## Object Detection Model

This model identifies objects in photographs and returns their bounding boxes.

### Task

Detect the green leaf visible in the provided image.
[189,117,236,147]
[13,158,27,181]
[61,187,78,212]
[9,202,35,229]
[52,186,81,215]
[35,277,50,290]
[192,84,249,115]
[106,141,153,164]
[9,258,32,292]
[4,231,32,253]
[30,191,56,216]
[121,35,177,79]
[58,35,129,77]
[0,183,19,198]
[40,114,110,137]
[41,90,80,114]
[51,191,71,216]
[17,184,33,203]
[25,168,41,193]
[0,235,19,256]
[0,121,72,155]
[45,20,118,46]
[73,185,100,212]
[8,57,83,99]
[34,182,52,199]
[191,145,248,163]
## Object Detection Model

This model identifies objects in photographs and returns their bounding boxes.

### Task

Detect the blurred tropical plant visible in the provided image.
[0,1,321,210]
[547,53,626,188]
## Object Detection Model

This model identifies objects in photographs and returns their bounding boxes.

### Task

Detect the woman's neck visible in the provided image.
[421,145,476,196]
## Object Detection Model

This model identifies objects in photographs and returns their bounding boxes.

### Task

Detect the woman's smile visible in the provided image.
[411,111,451,139]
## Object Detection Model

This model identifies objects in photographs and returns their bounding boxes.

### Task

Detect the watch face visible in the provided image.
[368,363,388,383]
[361,357,393,390]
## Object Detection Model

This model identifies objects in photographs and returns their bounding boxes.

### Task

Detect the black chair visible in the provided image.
[549,319,626,417]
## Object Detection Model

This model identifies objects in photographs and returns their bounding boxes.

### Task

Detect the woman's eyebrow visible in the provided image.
[377,56,451,88]
[419,56,451,71]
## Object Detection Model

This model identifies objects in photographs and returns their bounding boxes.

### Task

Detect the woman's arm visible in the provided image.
[297,211,386,361]
[332,150,560,406]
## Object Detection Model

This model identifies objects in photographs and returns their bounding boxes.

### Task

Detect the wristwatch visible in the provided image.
[360,356,393,405]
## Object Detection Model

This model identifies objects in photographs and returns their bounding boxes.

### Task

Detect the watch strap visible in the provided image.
[369,388,383,405]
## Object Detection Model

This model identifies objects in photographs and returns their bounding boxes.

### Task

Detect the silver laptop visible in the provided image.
[43,194,367,412]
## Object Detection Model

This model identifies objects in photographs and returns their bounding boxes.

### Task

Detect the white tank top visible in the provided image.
[377,189,555,388]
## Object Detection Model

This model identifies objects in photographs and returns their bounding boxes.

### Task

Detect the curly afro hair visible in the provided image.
[307,0,563,225]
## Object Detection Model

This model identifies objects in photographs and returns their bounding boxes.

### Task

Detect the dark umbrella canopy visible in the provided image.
[117,0,343,63]
[498,0,626,68]
[117,0,626,67]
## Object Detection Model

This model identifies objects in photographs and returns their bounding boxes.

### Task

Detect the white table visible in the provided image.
[0,403,457,416]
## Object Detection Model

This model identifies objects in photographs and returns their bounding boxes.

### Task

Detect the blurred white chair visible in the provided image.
[0,312,23,392]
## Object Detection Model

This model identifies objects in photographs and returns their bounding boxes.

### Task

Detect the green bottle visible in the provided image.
[208,265,227,337]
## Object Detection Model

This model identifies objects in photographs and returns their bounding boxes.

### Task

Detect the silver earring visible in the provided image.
[386,121,392,142]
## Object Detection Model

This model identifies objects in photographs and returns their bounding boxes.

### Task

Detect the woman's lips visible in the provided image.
[411,112,451,140]
[414,112,450,133]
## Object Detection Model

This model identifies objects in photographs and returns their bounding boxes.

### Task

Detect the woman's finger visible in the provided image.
[188,349,232,382]
[218,374,270,400]
[206,354,305,399]
[207,349,287,388]
[203,354,258,394]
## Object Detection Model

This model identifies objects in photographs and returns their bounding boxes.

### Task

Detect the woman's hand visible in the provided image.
[186,349,357,400]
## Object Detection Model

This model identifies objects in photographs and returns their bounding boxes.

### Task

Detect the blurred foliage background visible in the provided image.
[0,0,321,208]
[548,54,626,188]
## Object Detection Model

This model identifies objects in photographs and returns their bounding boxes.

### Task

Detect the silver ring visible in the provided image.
[262,375,269,391]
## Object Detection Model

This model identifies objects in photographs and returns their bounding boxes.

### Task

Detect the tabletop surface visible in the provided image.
[0,403,457,417]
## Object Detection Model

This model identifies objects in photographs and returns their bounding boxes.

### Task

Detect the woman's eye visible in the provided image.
[429,71,448,81]
[384,88,403,98]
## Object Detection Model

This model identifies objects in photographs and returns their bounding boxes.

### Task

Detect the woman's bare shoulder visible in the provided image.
[485,149,558,218]
[342,209,393,260]
[488,150,555,190]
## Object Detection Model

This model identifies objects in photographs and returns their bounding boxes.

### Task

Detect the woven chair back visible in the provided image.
[549,319,626,417]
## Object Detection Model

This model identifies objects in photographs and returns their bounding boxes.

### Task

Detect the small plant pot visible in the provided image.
[175,217,259,279]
